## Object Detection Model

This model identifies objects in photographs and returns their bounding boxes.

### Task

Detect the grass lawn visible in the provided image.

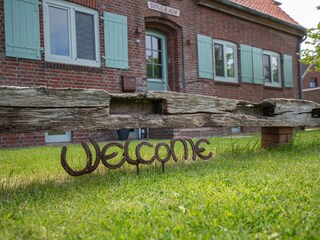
[0,130,319,239]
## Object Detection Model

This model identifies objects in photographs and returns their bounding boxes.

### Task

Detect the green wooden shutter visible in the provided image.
[240,44,253,83]
[197,34,213,79]
[4,0,41,60]
[252,47,264,84]
[283,55,293,88]
[104,12,129,69]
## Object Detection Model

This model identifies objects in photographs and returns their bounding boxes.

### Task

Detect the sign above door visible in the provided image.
[147,1,180,17]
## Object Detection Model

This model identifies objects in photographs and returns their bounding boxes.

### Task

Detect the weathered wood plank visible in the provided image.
[110,92,245,114]
[0,86,110,108]
[0,86,319,133]
[0,107,109,133]
[2,109,318,134]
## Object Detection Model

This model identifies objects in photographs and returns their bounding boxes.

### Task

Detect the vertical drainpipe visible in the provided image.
[298,34,307,99]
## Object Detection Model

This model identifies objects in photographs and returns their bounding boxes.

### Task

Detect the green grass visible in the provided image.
[0,130,320,239]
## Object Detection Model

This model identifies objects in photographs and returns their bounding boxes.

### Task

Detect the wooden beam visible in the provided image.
[0,86,319,133]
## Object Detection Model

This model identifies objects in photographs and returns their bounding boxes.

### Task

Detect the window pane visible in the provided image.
[147,64,153,78]
[214,44,224,77]
[271,56,279,83]
[146,36,152,49]
[158,51,162,65]
[226,46,235,78]
[152,37,160,51]
[153,51,162,65]
[154,65,163,78]
[263,55,271,83]
[146,50,152,64]
[75,11,96,61]
[49,6,70,56]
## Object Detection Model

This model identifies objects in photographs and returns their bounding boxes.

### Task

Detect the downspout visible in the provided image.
[298,34,307,99]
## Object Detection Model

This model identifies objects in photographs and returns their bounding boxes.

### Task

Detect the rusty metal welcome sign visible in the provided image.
[61,137,213,176]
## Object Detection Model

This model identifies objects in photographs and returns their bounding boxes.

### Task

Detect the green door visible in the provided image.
[146,31,168,91]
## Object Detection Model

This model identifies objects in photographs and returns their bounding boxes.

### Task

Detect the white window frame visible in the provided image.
[213,39,238,83]
[263,51,281,88]
[310,78,317,88]
[43,0,100,67]
[45,131,71,143]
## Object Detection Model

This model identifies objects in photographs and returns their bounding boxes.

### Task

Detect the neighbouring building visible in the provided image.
[302,64,320,103]
[0,0,306,147]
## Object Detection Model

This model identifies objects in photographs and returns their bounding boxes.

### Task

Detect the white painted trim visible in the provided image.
[303,87,320,92]
[45,131,71,143]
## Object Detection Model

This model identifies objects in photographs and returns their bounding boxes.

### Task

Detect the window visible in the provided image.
[197,35,237,82]
[43,0,100,67]
[213,40,237,83]
[263,51,281,87]
[145,31,168,91]
[310,78,317,88]
[146,35,163,79]
[241,45,292,88]
[45,131,71,143]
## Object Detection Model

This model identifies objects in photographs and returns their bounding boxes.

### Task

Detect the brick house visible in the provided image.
[302,64,320,103]
[0,0,306,147]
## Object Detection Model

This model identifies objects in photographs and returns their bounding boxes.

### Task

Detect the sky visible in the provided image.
[279,0,320,50]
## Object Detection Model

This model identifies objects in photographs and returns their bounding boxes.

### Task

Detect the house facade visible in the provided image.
[302,64,320,103]
[0,0,306,147]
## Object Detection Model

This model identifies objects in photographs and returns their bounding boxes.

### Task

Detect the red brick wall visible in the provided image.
[0,132,45,148]
[302,69,320,89]
[149,127,231,139]
[302,69,320,103]
[72,130,118,143]
[0,0,303,147]
[303,89,320,103]
[261,127,294,148]
[0,0,146,92]
[0,130,118,148]
[183,6,300,100]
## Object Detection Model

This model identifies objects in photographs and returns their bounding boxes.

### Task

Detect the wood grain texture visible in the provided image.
[1,86,319,133]
[0,86,110,108]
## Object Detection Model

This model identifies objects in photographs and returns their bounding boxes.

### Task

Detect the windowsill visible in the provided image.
[214,80,240,87]
[44,62,103,72]
[303,87,320,92]
[45,56,101,68]
[264,82,282,89]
